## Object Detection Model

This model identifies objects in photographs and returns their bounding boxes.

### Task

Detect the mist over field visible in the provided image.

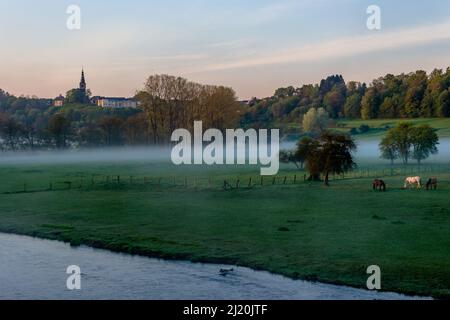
[0,146,172,165]
[0,138,448,166]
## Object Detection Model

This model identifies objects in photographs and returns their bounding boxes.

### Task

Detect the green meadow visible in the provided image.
[334,118,450,139]
[0,158,449,298]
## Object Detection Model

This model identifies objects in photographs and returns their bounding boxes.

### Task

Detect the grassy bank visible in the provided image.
[0,161,449,298]
[334,118,450,139]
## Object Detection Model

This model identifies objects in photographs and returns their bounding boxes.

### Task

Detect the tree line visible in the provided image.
[0,75,242,151]
[1,68,448,151]
[241,68,450,129]
[380,123,439,165]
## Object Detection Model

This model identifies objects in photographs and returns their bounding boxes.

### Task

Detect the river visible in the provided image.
[0,233,430,300]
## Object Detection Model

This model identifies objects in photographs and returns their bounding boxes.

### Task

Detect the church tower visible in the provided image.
[79,68,86,93]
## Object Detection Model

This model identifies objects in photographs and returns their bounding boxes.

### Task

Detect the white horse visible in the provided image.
[404,176,422,189]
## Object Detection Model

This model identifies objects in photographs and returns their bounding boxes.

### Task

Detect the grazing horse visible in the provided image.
[404,176,422,189]
[426,177,438,190]
[373,179,386,192]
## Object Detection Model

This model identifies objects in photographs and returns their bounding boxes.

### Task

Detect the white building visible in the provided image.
[95,97,138,109]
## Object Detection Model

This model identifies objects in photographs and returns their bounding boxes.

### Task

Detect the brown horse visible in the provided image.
[426,177,438,190]
[373,179,386,192]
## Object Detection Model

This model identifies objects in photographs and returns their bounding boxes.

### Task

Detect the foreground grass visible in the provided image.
[0,161,449,298]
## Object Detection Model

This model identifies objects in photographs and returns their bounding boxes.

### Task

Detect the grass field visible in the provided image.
[0,159,449,298]
[333,118,450,139]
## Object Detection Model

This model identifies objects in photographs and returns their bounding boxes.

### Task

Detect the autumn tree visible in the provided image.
[137,75,241,144]
[302,107,330,134]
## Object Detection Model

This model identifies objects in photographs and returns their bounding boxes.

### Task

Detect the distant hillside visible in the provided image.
[241,68,450,129]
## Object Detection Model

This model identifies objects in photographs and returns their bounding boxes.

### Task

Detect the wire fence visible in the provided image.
[2,164,446,195]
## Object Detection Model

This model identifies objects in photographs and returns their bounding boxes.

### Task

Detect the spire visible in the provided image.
[79,68,86,92]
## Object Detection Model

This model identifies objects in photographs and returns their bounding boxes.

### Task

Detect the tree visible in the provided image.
[279,150,302,169]
[323,86,346,118]
[65,88,89,104]
[380,122,438,165]
[138,74,241,144]
[0,113,23,150]
[100,116,124,146]
[388,122,414,164]
[47,113,72,149]
[379,135,398,165]
[279,136,315,169]
[301,132,356,186]
[361,87,379,120]
[343,93,362,118]
[437,90,450,117]
[317,132,357,186]
[302,107,330,134]
[410,125,439,165]
[404,71,427,118]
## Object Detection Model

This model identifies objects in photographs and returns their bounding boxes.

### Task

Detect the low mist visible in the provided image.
[0,138,448,166]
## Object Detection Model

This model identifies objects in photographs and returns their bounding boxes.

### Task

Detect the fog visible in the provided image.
[0,147,173,165]
[0,138,448,165]
[281,138,450,163]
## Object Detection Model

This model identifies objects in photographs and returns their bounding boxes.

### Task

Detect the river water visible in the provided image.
[0,233,430,300]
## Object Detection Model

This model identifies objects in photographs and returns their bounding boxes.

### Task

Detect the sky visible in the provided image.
[1,0,450,99]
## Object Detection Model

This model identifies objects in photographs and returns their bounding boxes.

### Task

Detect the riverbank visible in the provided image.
[1,232,431,300]
[0,162,449,299]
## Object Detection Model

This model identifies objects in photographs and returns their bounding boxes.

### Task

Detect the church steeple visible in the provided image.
[79,68,86,92]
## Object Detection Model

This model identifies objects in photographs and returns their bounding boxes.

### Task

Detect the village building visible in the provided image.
[53,95,65,107]
[94,97,138,109]
[52,69,139,109]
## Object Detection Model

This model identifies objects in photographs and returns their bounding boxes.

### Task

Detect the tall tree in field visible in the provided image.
[410,125,439,165]
[317,132,357,186]
[388,122,414,164]
[301,132,356,185]
[379,134,399,165]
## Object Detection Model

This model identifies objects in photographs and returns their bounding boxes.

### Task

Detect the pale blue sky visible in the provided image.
[1,0,450,99]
